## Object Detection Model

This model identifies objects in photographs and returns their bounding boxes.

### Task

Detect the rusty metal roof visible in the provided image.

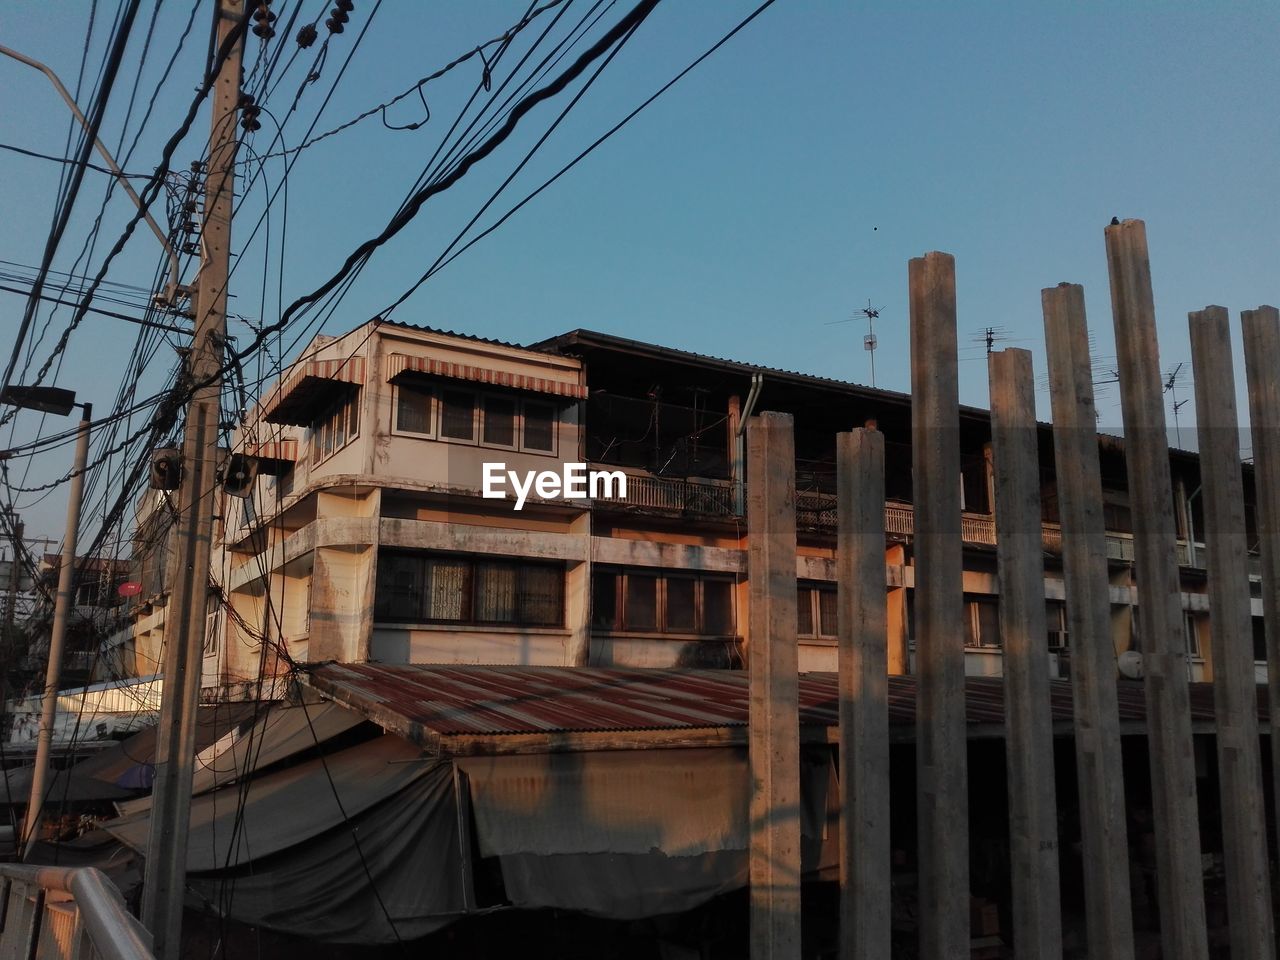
[301,663,1263,754]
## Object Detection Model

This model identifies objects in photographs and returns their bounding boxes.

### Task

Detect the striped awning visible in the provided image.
[385,353,587,400]
[263,357,366,425]
[244,439,298,475]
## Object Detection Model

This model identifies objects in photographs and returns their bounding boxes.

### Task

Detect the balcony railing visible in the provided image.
[612,473,1212,565]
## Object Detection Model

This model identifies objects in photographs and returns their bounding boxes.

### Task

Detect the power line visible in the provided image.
[0,283,191,335]
[3,2,256,425]
[230,0,662,372]
[1,0,144,402]
[0,141,154,179]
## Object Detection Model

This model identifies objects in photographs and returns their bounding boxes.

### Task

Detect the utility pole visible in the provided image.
[140,2,243,955]
[21,403,91,856]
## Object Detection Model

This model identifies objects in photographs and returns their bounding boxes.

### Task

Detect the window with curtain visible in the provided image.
[964,595,1001,648]
[376,551,563,627]
[797,582,837,639]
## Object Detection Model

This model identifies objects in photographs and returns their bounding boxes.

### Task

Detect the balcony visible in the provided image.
[610,472,1211,565]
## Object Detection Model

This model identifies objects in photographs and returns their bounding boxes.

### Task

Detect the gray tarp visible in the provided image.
[458,746,838,919]
[187,761,466,944]
[105,734,434,871]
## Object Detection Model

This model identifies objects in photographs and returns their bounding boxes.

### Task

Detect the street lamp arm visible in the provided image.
[0,43,182,307]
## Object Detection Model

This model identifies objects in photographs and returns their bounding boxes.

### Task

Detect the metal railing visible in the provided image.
[0,864,154,960]
[618,474,736,517]
[613,473,1214,565]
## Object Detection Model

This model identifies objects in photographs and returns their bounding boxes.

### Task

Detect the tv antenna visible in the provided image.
[857,301,880,387]
[1162,361,1192,446]
[825,300,882,386]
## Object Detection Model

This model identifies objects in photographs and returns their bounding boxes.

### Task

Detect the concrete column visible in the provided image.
[836,426,888,960]
[1104,219,1208,960]
[1190,306,1275,960]
[1041,282,1135,960]
[1242,305,1280,846]
[747,411,801,960]
[909,251,969,960]
[988,348,1063,959]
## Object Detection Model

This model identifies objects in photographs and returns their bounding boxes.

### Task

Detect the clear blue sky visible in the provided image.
[2,1,1278,543]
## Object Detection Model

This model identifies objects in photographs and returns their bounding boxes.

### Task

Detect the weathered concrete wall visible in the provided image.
[370,625,574,665]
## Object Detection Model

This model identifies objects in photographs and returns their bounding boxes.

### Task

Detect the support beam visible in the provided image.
[1191,306,1275,960]
[1242,305,1280,848]
[1104,219,1207,960]
[747,411,801,960]
[909,251,969,960]
[836,426,888,960]
[988,348,1062,959]
[1041,282,1135,960]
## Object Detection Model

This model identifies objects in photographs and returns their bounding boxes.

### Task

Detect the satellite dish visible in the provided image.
[118,582,143,597]
[1117,650,1144,679]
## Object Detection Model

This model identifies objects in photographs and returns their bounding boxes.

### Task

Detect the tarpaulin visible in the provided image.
[457,746,838,918]
[187,761,467,944]
[105,734,432,871]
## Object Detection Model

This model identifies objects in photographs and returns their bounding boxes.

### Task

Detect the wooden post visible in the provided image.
[1104,219,1208,960]
[1041,283,1135,960]
[1190,306,1275,960]
[837,426,888,960]
[747,411,801,960]
[909,251,969,960]
[1242,305,1280,846]
[988,348,1063,959]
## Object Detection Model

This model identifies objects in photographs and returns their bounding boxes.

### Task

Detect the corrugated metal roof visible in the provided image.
[302,663,1262,752]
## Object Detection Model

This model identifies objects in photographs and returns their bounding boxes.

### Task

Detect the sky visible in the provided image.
[1,0,1278,545]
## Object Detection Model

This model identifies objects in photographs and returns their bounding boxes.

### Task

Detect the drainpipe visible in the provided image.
[734,373,764,515]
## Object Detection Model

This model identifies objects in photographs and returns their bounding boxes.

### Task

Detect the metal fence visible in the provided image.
[0,865,153,960]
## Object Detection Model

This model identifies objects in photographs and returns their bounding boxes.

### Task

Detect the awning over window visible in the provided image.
[263,357,365,425]
[385,352,587,400]
[244,438,298,475]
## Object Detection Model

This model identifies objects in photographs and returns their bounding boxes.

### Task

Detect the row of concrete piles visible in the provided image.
[745,218,1280,960]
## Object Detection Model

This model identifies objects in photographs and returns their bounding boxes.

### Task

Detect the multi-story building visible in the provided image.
[117,321,1268,690]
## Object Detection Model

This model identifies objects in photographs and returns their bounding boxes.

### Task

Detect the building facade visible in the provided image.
[115,321,1269,690]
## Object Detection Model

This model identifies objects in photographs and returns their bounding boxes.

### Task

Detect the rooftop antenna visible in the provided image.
[1162,361,1191,446]
[858,300,880,387]
[824,300,882,386]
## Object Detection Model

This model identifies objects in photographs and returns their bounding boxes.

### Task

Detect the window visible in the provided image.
[592,567,737,636]
[395,383,434,435]
[1254,616,1267,663]
[625,574,659,631]
[204,602,224,657]
[440,389,477,441]
[522,401,556,452]
[375,551,564,627]
[797,583,837,639]
[1183,611,1203,659]
[964,595,1001,648]
[392,382,561,455]
[310,390,361,465]
[482,396,517,447]
[1046,600,1068,649]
